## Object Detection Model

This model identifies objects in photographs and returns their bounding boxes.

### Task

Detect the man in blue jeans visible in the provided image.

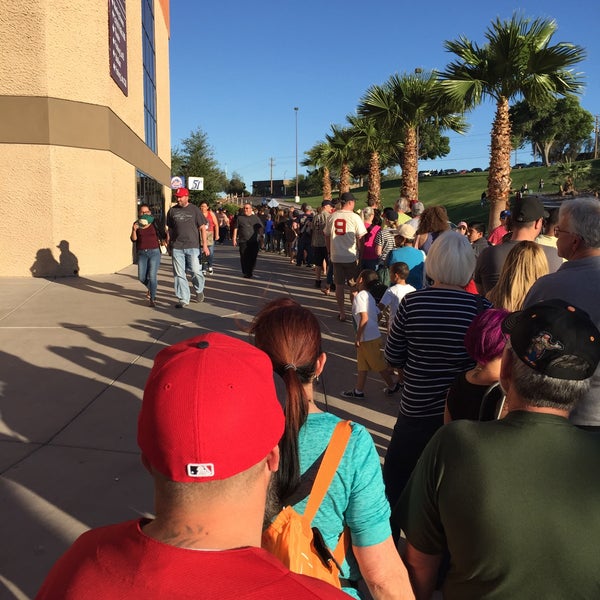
[166,188,209,308]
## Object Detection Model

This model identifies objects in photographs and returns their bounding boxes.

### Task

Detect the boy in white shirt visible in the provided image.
[342,270,402,399]
[378,262,416,331]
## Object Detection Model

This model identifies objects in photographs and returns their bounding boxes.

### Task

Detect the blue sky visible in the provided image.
[169,0,599,189]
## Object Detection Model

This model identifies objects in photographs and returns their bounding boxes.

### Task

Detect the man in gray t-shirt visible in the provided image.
[474,196,562,294]
[166,188,208,308]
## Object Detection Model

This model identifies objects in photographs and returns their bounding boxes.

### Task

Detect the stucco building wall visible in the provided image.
[0,0,171,277]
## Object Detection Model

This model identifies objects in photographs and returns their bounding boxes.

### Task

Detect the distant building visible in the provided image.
[0,0,172,276]
[252,179,293,197]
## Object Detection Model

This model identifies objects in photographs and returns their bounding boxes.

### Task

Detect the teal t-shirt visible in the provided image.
[295,413,392,597]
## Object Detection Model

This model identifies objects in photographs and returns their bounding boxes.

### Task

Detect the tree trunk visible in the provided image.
[487,97,512,233]
[339,162,350,195]
[367,151,381,207]
[542,141,553,168]
[322,167,332,200]
[401,127,419,203]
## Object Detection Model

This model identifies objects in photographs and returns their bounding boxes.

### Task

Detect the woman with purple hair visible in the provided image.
[444,308,509,422]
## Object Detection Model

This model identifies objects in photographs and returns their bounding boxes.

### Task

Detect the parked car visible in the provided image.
[513,163,528,169]
[418,170,432,177]
[442,168,458,175]
[528,161,543,167]
[470,167,483,173]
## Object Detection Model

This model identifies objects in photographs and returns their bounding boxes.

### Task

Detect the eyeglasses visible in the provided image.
[140,211,152,215]
[553,226,579,237]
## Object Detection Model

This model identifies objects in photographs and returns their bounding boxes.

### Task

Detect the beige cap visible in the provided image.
[397,223,416,239]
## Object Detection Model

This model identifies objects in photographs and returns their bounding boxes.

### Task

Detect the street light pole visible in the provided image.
[294,107,299,203]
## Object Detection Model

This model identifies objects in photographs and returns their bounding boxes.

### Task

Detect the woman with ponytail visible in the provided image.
[250,298,414,600]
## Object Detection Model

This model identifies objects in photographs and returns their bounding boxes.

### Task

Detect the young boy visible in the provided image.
[342,269,402,399]
[378,262,415,331]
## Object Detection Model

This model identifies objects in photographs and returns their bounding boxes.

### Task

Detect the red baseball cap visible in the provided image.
[174,187,189,197]
[138,333,284,482]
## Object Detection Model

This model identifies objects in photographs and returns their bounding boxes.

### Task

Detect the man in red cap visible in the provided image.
[166,188,209,307]
[36,333,349,599]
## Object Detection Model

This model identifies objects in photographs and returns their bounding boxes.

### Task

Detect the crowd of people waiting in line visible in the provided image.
[115,189,600,599]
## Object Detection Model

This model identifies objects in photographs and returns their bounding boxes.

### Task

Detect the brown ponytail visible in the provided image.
[250,298,322,501]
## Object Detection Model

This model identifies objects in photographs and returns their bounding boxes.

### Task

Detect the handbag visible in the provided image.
[153,221,168,254]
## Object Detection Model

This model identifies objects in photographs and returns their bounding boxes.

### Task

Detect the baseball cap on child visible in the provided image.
[138,333,284,482]
[502,300,600,380]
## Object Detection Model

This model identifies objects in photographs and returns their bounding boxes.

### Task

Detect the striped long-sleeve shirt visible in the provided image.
[374,227,397,264]
[385,288,490,418]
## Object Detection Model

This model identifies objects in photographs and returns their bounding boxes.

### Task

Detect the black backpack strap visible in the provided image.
[281,450,326,508]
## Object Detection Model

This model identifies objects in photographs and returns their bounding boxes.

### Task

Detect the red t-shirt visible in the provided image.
[36,519,348,599]
[487,225,508,246]
[463,279,478,294]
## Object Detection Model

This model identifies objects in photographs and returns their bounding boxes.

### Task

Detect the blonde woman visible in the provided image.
[486,241,549,311]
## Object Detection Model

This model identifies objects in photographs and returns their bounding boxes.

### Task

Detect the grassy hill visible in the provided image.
[298,160,600,225]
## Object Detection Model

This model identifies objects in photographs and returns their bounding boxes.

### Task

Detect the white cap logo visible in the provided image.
[187,463,215,477]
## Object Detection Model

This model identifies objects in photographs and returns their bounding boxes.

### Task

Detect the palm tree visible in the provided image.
[358,70,466,203]
[441,14,585,231]
[302,142,334,200]
[347,114,400,207]
[325,125,354,196]
[551,159,591,195]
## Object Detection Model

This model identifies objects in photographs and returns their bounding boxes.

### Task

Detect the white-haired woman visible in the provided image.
[383,231,491,511]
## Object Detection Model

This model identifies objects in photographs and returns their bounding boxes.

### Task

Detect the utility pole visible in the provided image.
[594,115,599,160]
[269,157,275,195]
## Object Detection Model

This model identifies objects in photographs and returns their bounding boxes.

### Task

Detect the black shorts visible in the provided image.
[311,246,328,264]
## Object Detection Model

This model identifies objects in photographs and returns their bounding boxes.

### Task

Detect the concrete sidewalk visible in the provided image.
[0,243,401,599]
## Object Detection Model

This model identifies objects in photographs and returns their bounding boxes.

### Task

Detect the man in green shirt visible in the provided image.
[395,300,600,600]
